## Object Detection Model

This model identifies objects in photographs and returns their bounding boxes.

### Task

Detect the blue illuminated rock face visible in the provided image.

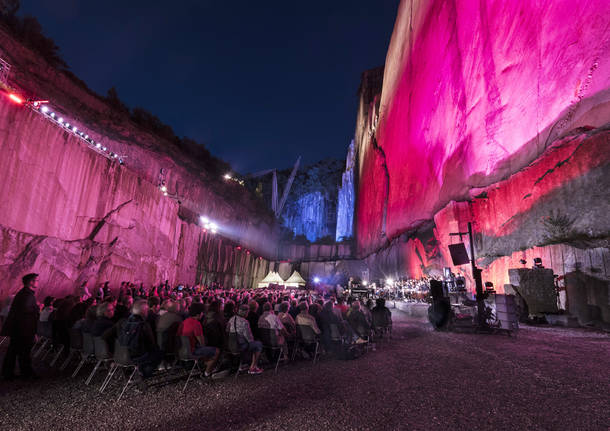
[336,140,355,241]
[283,191,329,242]
[274,159,344,243]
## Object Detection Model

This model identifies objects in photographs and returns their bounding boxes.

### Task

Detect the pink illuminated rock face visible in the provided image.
[0,29,277,298]
[357,0,610,254]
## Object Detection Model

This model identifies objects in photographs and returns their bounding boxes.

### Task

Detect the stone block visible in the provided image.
[508,268,558,314]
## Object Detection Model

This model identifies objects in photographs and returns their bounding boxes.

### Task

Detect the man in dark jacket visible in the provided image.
[1,273,40,380]
[118,299,162,378]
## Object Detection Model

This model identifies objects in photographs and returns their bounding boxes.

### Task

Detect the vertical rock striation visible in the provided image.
[336,140,356,242]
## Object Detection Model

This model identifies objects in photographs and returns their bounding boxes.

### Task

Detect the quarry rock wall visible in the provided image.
[0,29,276,298]
[357,0,610,254]
[354,0,610,324]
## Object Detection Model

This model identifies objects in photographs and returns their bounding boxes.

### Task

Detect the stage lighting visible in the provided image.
[313,277,320,283]
[8,93,23,104]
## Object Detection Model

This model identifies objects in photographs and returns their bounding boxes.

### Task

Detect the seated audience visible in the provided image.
[295,302,321,335]
[39,296,54,322]
[347,301,371,339]
[277,301,296,340]
[177,303,220,376]
[146,296,161,333]
[226,304,263,374]
[246,300,260,341]
[371,298,392,329]
[258,302,288,353]
[91,301,115,337]
[118,300,163,379]
[202,300,225,349]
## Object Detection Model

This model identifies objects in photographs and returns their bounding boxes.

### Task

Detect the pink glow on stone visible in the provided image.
[357,0,610,253]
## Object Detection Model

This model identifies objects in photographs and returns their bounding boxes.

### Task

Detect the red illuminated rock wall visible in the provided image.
[354,0,610,323]
[0,29,276,298]
[357,0,610,254]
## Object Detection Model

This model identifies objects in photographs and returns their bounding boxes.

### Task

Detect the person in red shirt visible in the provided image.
[177,303,220,376]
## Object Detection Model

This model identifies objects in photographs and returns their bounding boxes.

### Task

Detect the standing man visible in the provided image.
[1,273,40,380]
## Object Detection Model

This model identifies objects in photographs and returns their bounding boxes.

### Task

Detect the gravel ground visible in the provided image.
[0,310,609,431]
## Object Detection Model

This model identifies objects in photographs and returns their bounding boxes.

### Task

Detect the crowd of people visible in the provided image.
[0,273,393,384]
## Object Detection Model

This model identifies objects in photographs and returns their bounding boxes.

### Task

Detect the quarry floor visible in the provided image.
[0,310,609,431]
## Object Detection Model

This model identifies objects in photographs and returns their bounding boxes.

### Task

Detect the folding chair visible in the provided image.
[85,337,113,385]
[157,323,179,369]
[33,321,53,358]
[60,328,83,370]
[226,333,248,380]
[177,336,212,392]
[259,328,286,374]
[294,325,320,364]
[100,341,138,401]
[72,332,95,378]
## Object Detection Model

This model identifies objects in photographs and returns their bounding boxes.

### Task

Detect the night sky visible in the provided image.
[19,0,399,173]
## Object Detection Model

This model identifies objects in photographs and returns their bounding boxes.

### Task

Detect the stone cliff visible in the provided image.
[357,0,610,255]
[0,26,277,298]
[352,0,610,325]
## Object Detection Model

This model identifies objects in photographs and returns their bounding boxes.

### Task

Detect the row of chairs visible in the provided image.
[30,320,392,401]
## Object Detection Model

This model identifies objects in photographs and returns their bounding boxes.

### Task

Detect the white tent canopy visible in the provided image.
[257,271,285,288]
[284,270,306,287]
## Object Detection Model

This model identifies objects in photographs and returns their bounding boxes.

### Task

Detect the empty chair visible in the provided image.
[33,321,53,358]
[99,340,138,401]
[60,328,84,371]
[72,332,95,378]
[259,328,285,374]
[85,337,112,385]
[294,324,320,364]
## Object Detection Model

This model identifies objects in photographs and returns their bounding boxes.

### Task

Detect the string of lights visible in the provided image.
[3,87,267,262]
[3,89,125,164]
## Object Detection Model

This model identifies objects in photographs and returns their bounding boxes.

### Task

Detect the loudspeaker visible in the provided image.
[430,279,444,299]
[448,243,470,266]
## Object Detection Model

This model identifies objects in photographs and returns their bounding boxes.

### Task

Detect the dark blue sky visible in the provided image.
[20,0,399,173]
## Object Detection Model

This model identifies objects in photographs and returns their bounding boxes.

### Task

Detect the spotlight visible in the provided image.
[362,280,368,286]
[8,93,23,104]
[160,185,167,192]
[224,174,232,180]
[50,112,55,118]
[58,117,64,123]
[65,123,70,128]
[386,278,394,285]
[163,191,168,196]
[96,143,101,148]
[200,216,209,224]
[41,106,49,113]
[209,222,218,230]
[84,135,88,139]
[313,277,320,283]
[72,126,77,132]
[113,154,118,158]
[102,146,107,151]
